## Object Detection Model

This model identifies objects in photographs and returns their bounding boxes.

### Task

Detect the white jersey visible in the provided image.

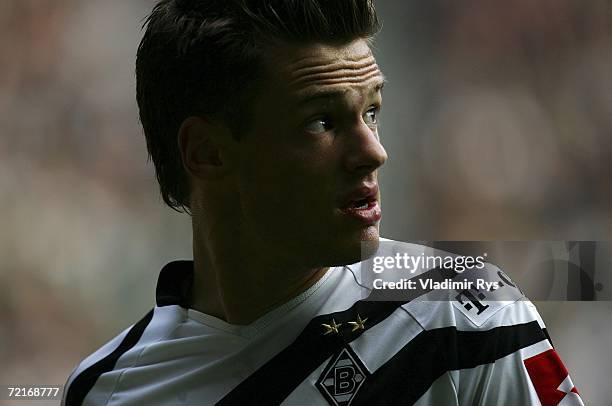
[63,242,584,405]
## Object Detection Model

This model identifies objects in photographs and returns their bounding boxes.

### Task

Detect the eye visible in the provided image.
[363,107,379,127]
[304,117,333,135]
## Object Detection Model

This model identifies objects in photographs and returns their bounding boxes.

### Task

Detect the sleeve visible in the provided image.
[454,300,584,406]
[61,325,133,406]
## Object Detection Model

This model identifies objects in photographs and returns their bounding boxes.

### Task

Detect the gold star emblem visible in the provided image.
[322,318,342,335]
[348,314,368,332]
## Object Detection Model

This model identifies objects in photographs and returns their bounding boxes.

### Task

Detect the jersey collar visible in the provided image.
[155,260,194,307]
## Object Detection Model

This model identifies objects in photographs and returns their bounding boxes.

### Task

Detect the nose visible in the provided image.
[343,122,388,174]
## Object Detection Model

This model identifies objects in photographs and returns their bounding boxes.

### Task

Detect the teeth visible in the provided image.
[355,201,369,209]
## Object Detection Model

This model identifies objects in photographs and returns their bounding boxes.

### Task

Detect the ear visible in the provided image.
[178,116,236,180]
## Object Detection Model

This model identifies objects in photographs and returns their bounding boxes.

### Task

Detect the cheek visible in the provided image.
[237,146,337,226]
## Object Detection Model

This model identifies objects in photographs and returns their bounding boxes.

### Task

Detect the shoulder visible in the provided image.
[404,261,539,330]
[62,306,185,406]
[368,238,541,331]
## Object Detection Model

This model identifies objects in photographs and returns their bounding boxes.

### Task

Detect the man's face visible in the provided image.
[233,39,387,267]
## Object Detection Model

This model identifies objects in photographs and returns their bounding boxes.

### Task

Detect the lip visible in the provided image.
[338,184,382,224]
[339,184,379,207]
[340,200,382,224]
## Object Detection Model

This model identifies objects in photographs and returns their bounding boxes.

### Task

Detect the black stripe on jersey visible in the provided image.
[216,266,457,406]
[351,320,547,406]
[64,309,154,406]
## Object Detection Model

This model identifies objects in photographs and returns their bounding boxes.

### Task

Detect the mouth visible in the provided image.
[338,184,382,224]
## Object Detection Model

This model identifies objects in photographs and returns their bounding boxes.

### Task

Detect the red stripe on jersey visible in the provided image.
[524,349,580,406]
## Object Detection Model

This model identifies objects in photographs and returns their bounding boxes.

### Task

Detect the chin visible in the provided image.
[315,225,380,267]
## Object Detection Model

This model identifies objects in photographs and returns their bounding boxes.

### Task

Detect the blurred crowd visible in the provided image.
[0,0,610,404]
[376,0,612,241]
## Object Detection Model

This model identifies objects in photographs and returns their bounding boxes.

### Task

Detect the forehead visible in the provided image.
[263,39,384,102]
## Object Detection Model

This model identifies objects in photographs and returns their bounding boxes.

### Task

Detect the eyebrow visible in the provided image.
[296,77,386,107]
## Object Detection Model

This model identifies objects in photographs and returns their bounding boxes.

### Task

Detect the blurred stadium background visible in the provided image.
[0,1,610,404]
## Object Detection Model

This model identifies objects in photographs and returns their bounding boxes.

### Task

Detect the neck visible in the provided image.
[188,201,328,325]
